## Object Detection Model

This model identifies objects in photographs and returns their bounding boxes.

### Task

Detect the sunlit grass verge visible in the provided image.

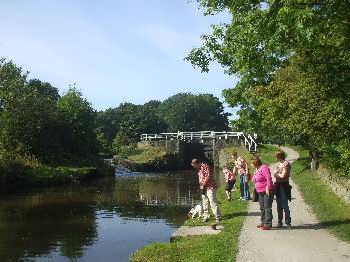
[131,186,248,262]
[256,144,279,164]
[131,145,278,262]
[290,146,350,243]
[127,144,167,163]
[117,143,183,172]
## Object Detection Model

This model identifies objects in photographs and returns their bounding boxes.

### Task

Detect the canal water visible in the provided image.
[0,168,206,262]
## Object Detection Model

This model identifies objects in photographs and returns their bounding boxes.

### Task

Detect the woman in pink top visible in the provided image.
[251,155,274,230]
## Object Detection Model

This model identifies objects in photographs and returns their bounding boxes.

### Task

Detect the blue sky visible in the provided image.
[0,0,237,112]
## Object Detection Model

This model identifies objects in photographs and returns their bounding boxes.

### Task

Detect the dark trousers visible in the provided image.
[258,192,273,227]
[276,184,291,225]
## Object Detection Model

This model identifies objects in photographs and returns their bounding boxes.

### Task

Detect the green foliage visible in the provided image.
[252,57,344,148]
[112,132,137,157]
[97,93,229,148]
[186,0,350,176]
[58,87,99,163]
[96,129,111,154]
[0,58,99,167]
[0,158,105,191]
[322,139,350,177]
[97,101,167,146]
[159,93,229,132]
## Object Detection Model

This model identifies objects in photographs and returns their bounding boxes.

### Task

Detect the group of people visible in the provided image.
[191,150,292,230]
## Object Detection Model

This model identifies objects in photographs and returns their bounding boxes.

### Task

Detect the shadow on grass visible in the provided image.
[222,211,260,220]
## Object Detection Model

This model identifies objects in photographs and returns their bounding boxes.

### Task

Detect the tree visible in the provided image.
[96,94,229,149]
[159,93,229,131]
[0,58,106,166]
[186,0,350,173]
[58,87,98,164]
[96,101,167,147]
[253,57,344,147]
[0,61,60,162]
[0,59,28,158]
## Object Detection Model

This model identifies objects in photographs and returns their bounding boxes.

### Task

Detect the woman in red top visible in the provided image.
[191,159,221,223]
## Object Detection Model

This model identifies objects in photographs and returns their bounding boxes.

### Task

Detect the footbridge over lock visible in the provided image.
[140,131,258,166]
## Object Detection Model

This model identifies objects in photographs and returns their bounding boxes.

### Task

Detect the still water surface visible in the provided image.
[0,168,204,262]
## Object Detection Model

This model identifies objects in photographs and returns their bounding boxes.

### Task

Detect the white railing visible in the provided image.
[140,131,257,152]
[241,133,257,152]
[140,131,243,141]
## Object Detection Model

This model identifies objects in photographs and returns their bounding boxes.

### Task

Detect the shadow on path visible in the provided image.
[272,219,350,231]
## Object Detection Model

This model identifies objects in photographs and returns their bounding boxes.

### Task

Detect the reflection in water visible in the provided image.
[0,169,203,262]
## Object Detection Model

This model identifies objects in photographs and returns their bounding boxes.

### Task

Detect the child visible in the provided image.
[232,152,250,200]
[223,166,236,201]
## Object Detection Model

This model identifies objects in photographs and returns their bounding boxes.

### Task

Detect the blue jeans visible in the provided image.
[240,174,249,200]
[276,184,291,225]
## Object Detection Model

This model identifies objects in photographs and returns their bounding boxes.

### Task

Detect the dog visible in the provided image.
[188,203,203,219]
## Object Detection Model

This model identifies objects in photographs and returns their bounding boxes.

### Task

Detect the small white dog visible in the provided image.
[188,203,203,219]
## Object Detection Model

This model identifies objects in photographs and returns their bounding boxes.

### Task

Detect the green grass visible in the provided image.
[256,144,279,164]
[290,147,350,243]
[131,186,248,262]
[131,145,279,262]
[131,146,251,262]
[127,144,166,163]
[130,143,280,262]
[221,146,253,164]
[132,144,350,261]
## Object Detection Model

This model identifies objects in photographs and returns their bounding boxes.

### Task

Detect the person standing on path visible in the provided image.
[191,159,221,223]
[232,152,250,200]
[273,150,292,228]
[251,155,274,230]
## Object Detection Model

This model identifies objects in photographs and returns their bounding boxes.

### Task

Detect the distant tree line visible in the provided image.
[0,58,229,165]
[187,0,350,175]
[97,93,230,155]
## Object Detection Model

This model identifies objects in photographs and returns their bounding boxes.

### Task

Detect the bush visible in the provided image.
[321,140,350,178]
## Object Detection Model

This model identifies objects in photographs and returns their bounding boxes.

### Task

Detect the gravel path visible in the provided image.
[236,146,350,262]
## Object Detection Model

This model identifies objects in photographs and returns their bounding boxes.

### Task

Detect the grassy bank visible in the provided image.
[131,186,248,262]
[127,143,167,163]
[0,159,114,191]
[132,144,350,261]
[290,146,350,243]
[256,144,280,164]
[131,145,277,262]
[116,143,183,172]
